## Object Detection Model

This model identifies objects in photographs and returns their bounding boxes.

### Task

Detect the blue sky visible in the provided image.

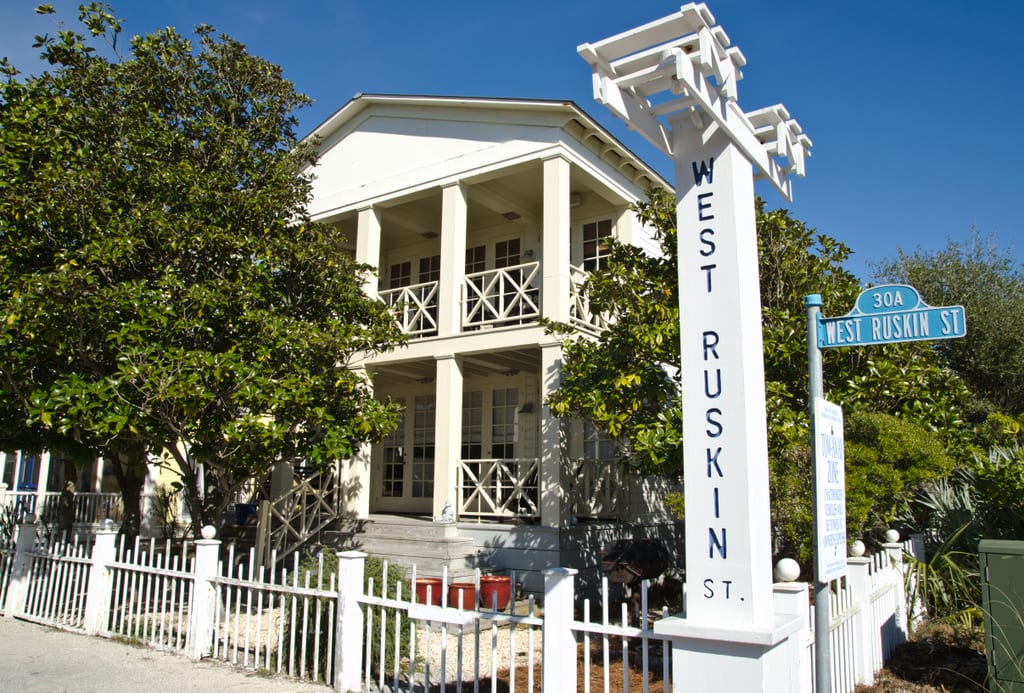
[3,0,1021,283]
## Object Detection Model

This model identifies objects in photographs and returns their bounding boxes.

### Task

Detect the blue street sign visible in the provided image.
[818,284,966,349]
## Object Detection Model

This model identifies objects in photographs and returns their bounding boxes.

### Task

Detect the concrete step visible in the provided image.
[323,515,478,578]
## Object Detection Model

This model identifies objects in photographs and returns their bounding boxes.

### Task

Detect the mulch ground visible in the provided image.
[855,622,987,693]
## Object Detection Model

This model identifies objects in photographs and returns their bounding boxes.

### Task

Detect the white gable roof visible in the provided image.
[304,94,668,220]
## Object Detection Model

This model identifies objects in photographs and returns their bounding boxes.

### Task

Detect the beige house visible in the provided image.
[307,94,679,586]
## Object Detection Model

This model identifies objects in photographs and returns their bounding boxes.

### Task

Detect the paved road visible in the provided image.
[0,617,331,693]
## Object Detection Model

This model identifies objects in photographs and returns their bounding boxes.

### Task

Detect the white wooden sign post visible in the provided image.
[580,4,811,691]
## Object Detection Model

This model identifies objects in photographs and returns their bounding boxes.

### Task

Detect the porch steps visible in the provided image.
[325,514,478,578]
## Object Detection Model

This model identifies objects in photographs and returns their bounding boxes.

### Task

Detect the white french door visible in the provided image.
[373,394,435,514]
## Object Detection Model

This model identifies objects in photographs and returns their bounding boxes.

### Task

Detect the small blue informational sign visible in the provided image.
[818,284,966,349]
[814,398,846,582]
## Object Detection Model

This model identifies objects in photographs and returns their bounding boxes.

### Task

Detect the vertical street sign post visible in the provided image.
[807,284,966,693]
[580,4,811,691]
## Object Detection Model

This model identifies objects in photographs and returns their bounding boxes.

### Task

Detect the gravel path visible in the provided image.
[406,617,542,688]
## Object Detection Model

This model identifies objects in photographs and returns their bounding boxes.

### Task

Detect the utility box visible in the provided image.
[980,539,1024,692]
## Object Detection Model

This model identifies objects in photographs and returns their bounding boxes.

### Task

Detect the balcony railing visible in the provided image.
[463,262,540,328]
[569,264,607,334]
[455,456,626,522]
[378,261,612,338]
[379,281,439,337]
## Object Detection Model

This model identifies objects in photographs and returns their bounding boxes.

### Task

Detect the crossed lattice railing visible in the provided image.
[463,262,540,328]
[255,466,341,567]
[566,458,628,519]
[379,281,439,337]
[457,458,539,520]
[569,264,608,334]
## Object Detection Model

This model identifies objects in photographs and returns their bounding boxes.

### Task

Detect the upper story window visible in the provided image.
[466,245,486,274]
[495,239,521,269]
[582,219,613,271]
[419,255,440,283]
[389,261,411,289]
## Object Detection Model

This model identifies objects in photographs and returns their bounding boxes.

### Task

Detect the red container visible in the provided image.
[447,582,477,610]
[479,575,512,611]
[414,577,443,606]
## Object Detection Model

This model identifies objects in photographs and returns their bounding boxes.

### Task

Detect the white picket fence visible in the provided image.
[0,521,923,692]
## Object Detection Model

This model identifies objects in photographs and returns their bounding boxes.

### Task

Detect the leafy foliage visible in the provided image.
[899,444,1024,623]
[875,230,1024,415]
[548,190,974,566]
[843,411,954,536]
[0,4,404,535]
[291,550,408,678]
[547,188,682,476]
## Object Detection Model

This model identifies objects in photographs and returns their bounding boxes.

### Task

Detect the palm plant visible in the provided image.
[900,467,981,626]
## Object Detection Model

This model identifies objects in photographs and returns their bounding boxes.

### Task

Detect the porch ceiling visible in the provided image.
[370,346,540,386]
[328,160,633,251]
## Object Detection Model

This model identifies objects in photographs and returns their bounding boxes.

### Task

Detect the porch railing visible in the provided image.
[255,466,343,568]
[379,261,613,338]
[569,264,608,334]
[457,458,539,521]
[1,490,123,525]
[379,281,439,337]
[566,458,628,519]
[456,457,626,522]
[463,262,540,328]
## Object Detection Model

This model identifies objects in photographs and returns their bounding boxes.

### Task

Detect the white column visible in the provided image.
[356,206,382,299]
[189,526,221,660]
[539,343,565,528]
[344,366,373,519]
[541,568,578,692]
[94,456,105,492]
[12,450,23,493]
[655,114,803,693]
[0,452,7,487]
[438,183,467,337]
[846,557,875,685]
[34,450,51,510]
[542,155,571,324]
[884,540,910,642]
[773,582,814,693]
[432,354,463,520]
[674,116,773,627]
[84,529,117,635]
[4,520,39,618]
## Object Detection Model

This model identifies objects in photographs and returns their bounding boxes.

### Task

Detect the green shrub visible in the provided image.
[285,549,408,682]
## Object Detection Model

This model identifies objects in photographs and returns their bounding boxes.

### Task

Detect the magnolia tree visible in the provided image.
[0,4,404,537]
[548,189,975,565]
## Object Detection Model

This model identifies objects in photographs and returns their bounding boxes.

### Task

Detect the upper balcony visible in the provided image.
[379,260,605,339]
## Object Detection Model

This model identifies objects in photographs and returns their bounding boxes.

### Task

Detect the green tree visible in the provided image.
[0,4,403,536]
[547,188,682,477]
[548,190,972,565]
[874,231,1024,415]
